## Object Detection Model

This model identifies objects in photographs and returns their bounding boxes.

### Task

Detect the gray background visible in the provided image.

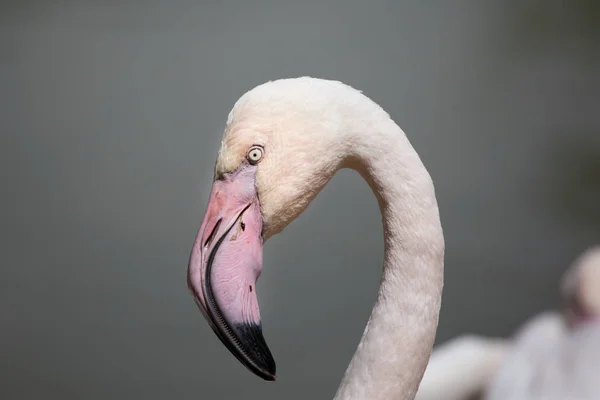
[2,1,599,399]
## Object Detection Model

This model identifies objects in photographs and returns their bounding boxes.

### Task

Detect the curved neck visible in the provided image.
[334,120,445,400]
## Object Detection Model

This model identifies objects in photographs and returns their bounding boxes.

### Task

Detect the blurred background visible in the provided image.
[1,1,599,399]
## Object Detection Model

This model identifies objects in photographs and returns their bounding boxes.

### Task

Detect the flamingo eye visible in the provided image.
[247,146,264,165]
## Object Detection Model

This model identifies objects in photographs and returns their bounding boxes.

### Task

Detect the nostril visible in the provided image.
[204,219,222,248]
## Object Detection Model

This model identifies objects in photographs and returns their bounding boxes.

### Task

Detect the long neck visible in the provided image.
[333,118,445,400]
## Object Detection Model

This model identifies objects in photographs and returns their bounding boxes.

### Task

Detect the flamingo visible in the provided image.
[415,246,600,400]
[187,77,445,400]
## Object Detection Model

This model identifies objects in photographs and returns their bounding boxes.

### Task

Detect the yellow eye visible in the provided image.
[247,146,264,164]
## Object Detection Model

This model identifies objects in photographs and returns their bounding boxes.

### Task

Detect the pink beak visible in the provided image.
[187,164,276,380]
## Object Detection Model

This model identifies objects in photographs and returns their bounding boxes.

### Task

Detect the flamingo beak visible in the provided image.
[187,164,276,381]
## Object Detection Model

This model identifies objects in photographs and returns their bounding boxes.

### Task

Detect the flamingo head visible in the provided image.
[187,78,365,380]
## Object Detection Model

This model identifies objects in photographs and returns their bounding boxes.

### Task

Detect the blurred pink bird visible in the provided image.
[416,246,600,400]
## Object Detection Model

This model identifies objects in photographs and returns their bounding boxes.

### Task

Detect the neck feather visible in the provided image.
[333,117,445,400]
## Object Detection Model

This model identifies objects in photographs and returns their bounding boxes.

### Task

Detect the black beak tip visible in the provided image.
[233,322,277,381]
[261,356,277,382]
[254,361,276,381]
[255,355,276,382]
[263,372,277,381]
